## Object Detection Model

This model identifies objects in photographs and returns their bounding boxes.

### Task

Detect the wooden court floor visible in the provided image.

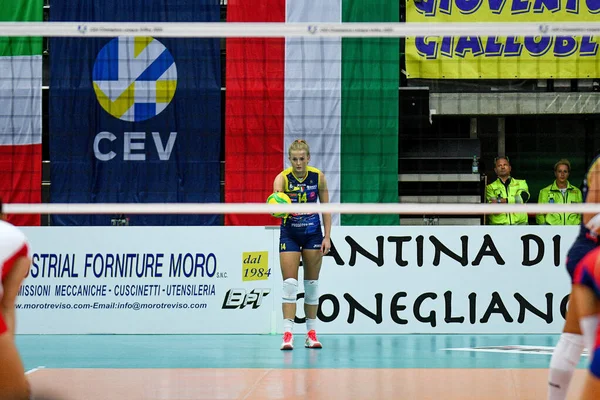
[18,334,590,400]
[28,368,588,400]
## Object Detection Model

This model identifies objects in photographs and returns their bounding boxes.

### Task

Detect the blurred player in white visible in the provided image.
[0,199,33,399]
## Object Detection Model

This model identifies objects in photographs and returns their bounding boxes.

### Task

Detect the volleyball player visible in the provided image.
[273,140,331,350]
[548,155,600,399]
[567,246,600,399]
[0,199,33,399]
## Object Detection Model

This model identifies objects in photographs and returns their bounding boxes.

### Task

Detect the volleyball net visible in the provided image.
[2,13,600,226]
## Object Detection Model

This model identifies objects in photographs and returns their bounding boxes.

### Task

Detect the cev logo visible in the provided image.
[92,37,177,122]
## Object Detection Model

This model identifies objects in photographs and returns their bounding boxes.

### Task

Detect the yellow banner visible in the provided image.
[241,251,270,282]
[405,0,600,79]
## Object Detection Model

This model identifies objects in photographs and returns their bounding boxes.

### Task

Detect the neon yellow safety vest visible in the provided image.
[486,177,530,225]
[536,180,582,225]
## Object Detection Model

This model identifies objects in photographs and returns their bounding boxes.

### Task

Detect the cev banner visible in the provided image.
[405,0,600,79]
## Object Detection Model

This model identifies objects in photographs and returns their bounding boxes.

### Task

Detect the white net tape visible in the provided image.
[1,21,600,38]
[5,202,600,215]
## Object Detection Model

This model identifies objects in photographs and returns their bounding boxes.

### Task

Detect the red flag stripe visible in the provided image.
[225,0,285,226]
[0,144,41,226]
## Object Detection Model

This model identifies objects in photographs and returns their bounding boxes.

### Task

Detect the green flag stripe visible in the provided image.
[341,0,399,225]
[0,0,43,57]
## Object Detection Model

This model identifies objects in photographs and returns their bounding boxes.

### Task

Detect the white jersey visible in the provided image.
[0,220,29,275]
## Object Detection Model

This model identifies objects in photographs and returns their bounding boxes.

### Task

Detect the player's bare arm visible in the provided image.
[318,172,331,254]
[273,173,285,193]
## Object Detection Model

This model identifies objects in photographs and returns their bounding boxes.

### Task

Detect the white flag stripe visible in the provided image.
[0,56,42,90]
[0,56,42,146]
[285,0,342,225]
[286,0,342,23]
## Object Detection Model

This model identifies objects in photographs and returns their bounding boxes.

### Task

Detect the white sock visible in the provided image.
[580,315,599,361]
[306,318,317,332]
[548,333,584,400]
[283,318,294,333]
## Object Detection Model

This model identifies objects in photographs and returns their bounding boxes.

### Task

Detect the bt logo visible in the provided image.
[222,289,271,309]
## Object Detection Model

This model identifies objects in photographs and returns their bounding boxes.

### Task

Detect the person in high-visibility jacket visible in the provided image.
[536,159,583,225]
[485,156,530,225]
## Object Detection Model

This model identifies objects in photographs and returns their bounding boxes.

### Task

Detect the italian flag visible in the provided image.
[0,0,42,226]
[225,0,399,226]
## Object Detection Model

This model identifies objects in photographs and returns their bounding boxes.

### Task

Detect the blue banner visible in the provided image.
[50,0,221,225]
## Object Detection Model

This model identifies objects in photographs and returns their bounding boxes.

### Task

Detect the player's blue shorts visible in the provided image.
[279,223,323,253]
[591,347,600,378]
[566,237,598,282]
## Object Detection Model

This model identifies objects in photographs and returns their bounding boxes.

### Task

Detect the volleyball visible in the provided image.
[267,192,291,218]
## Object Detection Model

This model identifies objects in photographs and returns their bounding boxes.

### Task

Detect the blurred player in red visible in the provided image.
[571,246,600,399]
[548,155,600,399]
[0,199,33,399]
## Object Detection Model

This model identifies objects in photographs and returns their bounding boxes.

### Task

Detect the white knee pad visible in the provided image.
[282,278,298,304]
[550,333,584,370]
[304,280,319,305]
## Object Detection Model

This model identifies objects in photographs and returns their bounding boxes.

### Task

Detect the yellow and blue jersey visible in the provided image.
[277,166,324,253]
[281,166,321,229]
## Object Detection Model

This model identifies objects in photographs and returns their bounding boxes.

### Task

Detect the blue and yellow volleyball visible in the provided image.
[267,192,291,218]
